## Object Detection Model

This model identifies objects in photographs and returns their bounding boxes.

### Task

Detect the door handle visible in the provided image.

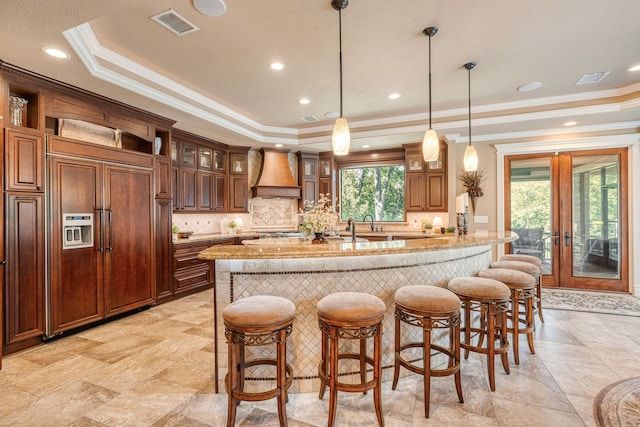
[106,208,113,252]
[565,231,571,246]
[97,207,104,253]
[554,231,560,246]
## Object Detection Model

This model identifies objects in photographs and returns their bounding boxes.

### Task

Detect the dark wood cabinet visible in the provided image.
[155,199,173,302]
[171,130,231,213]
[154,157,171,199]
[297,151,319,207]
[403,141,448,212]
[5,128,45,192]
[228,148,249,213]
[3,193,45,353]
[405,174,426,211]
[213,173,227,212]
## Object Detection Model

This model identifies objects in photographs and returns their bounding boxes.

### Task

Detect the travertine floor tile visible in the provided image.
[1,290,636,427]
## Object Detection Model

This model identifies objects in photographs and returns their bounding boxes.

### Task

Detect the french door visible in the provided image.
[505,148,628,292]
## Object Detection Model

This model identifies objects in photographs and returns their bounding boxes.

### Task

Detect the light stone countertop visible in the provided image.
[198,231,517,260]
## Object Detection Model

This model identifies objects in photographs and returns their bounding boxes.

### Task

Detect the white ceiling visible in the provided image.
[2,0,639,152]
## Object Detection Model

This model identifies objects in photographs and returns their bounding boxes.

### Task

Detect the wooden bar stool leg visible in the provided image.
[392,312,401,390]
[453,320,464,404]
[227,341,239,426]
[487,303,496,391]
[423,323,432,417]
[537,279,545,323]
[277,329,288,427]
[328,327,339,427]
[238,343,245,393]
[373,330,384,427]
[319,327,328,400]
[463,300,471,359]
[511,291,520,365]
[526,293,536,354]
[360,337,367,395]
[499,310,510,375]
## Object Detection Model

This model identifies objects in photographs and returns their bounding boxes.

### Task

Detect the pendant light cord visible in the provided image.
[428,33,432,128]
[338,8,344,118]
[468,66,471,146]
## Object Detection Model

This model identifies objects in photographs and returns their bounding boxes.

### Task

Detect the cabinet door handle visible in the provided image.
[565,231,571,246]
[554,231,560,246]
[106,208,113,252]
[97,207,104,253]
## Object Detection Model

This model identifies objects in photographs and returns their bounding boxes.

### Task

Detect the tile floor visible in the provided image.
[1,289,639,426]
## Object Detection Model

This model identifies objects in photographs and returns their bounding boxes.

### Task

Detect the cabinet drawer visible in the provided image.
[174,252,209,271]
[174,266,211,293]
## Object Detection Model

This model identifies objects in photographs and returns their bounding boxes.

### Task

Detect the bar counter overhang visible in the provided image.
[199,232,517,393]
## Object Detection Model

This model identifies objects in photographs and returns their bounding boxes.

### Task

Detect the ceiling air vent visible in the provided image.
[300,116,318,123]
[151,9,199,36]
[575,71,609,85]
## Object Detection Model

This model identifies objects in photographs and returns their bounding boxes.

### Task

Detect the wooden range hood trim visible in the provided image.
[251,148,301,198]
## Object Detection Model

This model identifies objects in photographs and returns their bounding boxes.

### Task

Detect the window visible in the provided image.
[339,165,405,222]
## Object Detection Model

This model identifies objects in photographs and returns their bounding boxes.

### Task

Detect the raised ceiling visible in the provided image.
[2,0,639,152]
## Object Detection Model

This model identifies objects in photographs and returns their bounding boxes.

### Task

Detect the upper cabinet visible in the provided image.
[228,147,249,213]
[297,151,319,208]
[4,128,45,192]
[403,141,448,212]
[171,129,230,213]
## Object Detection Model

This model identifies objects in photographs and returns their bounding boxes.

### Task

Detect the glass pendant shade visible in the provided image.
[332,117,350,156]
[463,144,478,171]
[422,128,439,162]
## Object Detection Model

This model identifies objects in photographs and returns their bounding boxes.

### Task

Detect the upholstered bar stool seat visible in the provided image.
[317,292,386,427]
[446,277,511,391]
[499,255,545,323]
[223,295,296,427]
[392,285,463,418]
[479,268,535,365]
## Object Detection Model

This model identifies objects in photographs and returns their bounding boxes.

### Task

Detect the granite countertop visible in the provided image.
[198,231,518,260]
[173,230,439,245]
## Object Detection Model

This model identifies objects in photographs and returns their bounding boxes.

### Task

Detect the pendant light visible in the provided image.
[463,62,478,172]
[422,26,439,162]
[331,0,350,156]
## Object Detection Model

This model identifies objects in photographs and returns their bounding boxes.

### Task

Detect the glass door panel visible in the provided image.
[508,157,553,276]
[570,155,620,279]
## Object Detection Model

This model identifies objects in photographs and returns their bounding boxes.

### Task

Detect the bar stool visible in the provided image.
[392,285,463,418]
[446,277,511,391]
[499,255,544,323]
[479,268,536,365]
[317,292,385,427]
[223,295,296,427]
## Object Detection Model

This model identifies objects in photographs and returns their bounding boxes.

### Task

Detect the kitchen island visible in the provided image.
[199,231,517,393]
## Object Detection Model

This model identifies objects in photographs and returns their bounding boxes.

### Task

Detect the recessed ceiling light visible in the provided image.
[563,121,577,126]
[517,82,542,92]
[388,93,401,100]
[298,98,310,105]
[193,0,226,16]
[628,64,640,72]
[275,143,283,148]
[42,47,69,59]
[362,145,370,148]
[324,112,339,119]
[269,62,285,71]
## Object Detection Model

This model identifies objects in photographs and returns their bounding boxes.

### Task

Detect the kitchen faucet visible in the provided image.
[347,217,356,243]
[362,214,374,232]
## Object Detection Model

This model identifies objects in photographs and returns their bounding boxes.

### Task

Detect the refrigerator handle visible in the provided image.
[97,207,104,253]
[106,208,113,252]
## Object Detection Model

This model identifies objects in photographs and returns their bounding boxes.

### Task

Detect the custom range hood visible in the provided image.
[251,148,301,198]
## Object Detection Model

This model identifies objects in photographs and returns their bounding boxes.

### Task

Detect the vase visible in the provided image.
[9,96,28,126]
[312,232,328,244]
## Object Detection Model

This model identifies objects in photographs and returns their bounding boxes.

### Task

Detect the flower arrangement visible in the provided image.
[298,193,337,235]
[459,169,486,213]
